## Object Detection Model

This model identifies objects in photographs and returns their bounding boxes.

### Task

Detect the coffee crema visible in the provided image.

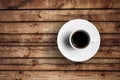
[71,30,90,48]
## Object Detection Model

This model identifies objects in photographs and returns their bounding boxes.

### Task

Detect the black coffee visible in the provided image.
[71,31,90,48]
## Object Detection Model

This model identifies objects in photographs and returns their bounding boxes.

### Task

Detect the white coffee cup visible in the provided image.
[69,30,97,50]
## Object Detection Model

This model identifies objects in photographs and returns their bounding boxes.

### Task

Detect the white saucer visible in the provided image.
[57,19,100,62]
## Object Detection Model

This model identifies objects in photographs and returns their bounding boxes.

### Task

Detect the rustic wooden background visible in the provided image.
[0,0,120,80]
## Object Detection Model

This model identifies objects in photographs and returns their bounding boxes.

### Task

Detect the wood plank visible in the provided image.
[101,34,120,45]
[0,46,119,58]
[0,0,120,9]
[0,62,119,70]
[0,71,119,80]
[0,10,120,21]
[0,59,119,65]
[0,34,56,46]
[0,34,119,46]
[0,58,119,70]
[0,22,120,33]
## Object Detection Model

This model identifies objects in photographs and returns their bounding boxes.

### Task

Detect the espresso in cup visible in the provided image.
[70,30,90,49]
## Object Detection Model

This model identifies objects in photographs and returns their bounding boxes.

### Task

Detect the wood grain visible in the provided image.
[0,0,119,79]
[0,0,120,9]
[0,10,120,21]
[0,46,119,58]
[0,22,120,33]
[0,71,119,80]
[0,59,119,65]
[0,34,119,46]
[0,58,119,70]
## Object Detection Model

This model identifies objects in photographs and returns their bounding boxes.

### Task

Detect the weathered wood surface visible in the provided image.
[0,10,120,21]
[0,0,120,79]
[0,46,119,58]
[0,22,120,33]
[0,71,119,80]
[0,58,119,70]
[0,0,120,9]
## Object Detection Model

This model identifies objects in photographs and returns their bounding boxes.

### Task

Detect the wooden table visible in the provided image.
[0,0,120,80]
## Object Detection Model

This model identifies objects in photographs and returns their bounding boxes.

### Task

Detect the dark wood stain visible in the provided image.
[101,73,106,77]
[7,0,33,9]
